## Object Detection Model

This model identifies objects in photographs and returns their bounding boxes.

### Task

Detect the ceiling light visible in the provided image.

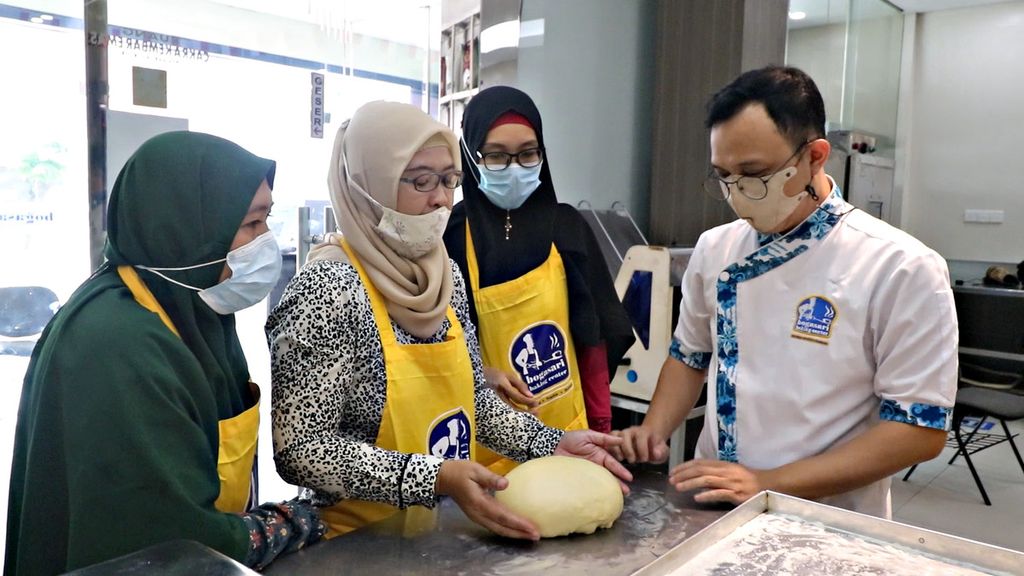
[789,11,807,20]
[30,16,43,23]
[41,14,54,21]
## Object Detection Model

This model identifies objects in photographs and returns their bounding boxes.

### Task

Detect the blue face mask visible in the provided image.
[477,163,543,211]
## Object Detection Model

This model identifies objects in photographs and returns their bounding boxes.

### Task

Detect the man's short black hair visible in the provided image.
[705,65,826,148]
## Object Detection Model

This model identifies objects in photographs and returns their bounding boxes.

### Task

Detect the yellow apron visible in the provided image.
[117,266,259,514]
[320,241,477,539]
[465,226,587,475]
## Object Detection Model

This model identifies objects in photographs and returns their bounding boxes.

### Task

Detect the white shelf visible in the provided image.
[438,11,480,131]
[439,88,478,105]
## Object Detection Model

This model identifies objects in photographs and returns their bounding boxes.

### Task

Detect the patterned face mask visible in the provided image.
[343,152,451,260]
[352,184,451,260]
[725,165,809,233]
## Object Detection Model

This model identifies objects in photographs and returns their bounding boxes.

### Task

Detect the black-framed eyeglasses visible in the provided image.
[478,147,544,172]
[398,171,464,192]
[703,140,812,201]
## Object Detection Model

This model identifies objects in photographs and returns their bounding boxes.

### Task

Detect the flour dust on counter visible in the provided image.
[676,513,1002,576]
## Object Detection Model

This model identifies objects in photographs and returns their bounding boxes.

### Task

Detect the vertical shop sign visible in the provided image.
[311,72,325,138]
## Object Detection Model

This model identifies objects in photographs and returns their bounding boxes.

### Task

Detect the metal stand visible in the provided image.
[903,410,1024,506]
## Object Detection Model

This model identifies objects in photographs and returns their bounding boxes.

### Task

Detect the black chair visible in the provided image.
[0,286,59,356]
[903,363,1024,506]
[949,385,1024,505]
[902,284,1024,505]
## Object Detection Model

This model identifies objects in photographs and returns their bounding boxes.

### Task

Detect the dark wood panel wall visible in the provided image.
[648,0,788,247]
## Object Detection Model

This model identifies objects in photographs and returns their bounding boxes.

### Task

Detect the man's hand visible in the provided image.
[483,366,539,414]
[669,459,764,505]
[555,430,633,491]
[435,460,540,540]
[609,426,669,464]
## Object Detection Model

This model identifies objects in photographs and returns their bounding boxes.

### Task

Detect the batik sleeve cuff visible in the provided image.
[879,399,952,431]
[670,337,711,370]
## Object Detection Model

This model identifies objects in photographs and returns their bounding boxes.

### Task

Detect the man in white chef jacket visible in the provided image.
[612,66,957,518]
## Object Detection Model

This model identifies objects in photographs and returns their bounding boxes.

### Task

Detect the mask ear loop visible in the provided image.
[802,139,822,201]
[460,138,482,186]
[135,258,226,292]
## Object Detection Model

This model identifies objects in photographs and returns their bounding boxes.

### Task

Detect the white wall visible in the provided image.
[516,0,655,232]
[903,1,1024,262]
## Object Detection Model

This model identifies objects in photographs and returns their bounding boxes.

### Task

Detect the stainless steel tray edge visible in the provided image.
[629,493,768,576]
[766,491,1024,574]
[631,491,1024,575]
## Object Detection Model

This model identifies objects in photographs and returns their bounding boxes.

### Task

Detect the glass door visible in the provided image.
[103,0,437,501]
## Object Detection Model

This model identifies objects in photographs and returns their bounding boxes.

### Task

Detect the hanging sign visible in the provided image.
[311,72,325,139]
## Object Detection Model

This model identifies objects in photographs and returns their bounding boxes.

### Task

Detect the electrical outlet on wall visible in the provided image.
[963,209,1004,224]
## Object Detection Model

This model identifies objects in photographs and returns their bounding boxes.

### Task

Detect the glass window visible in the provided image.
[1,0,438,519]
[0,0,88,547]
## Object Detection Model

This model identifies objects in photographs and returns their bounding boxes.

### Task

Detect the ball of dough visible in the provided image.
[495,455,623,538]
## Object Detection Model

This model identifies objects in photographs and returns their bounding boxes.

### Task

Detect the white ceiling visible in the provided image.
[203,0,1020,40]
[204,0,439,47]
[788,0,1017,28]
[888,0,1015,11]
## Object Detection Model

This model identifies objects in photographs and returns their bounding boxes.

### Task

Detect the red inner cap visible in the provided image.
[490,111,533,130]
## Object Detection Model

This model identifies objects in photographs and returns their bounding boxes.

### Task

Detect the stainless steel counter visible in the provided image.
[63,540,257,575]
[265,469,729,576]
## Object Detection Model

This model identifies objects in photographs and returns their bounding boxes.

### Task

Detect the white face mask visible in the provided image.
[725,165,809,233]
[137,230,282,315]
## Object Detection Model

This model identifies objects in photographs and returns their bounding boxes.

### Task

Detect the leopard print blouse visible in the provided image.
[266,258,563,509]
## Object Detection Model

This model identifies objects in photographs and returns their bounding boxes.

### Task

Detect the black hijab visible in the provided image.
[444,86,635,372]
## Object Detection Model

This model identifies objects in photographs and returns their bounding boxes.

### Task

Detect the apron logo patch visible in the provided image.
[427,408,471,460]
[509,322,570,395]
[792,295,837,343]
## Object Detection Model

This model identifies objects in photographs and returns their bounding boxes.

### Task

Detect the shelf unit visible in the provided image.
[439,11,480,137]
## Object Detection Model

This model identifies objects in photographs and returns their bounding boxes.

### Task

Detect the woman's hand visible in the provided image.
[435,460,540,540]
[483,366,539,414]
[554,430,634,492]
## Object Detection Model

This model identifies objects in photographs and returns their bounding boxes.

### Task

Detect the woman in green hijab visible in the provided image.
[4,131,324,575]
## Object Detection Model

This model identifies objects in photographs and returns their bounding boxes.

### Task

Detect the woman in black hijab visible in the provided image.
[444,86,634,471]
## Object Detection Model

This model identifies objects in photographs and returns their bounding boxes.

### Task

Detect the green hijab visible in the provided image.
[6,132,276,573]
[104,131,276,416]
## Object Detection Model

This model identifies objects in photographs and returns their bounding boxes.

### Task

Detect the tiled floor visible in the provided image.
[892,418,1024,553]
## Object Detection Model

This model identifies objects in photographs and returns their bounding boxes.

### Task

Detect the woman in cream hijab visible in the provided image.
[267,101,631,540]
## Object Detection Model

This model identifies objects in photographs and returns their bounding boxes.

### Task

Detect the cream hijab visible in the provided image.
[309,101,460,339]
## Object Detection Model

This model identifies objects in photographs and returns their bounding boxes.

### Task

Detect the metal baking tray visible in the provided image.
[632,491,1024,575]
